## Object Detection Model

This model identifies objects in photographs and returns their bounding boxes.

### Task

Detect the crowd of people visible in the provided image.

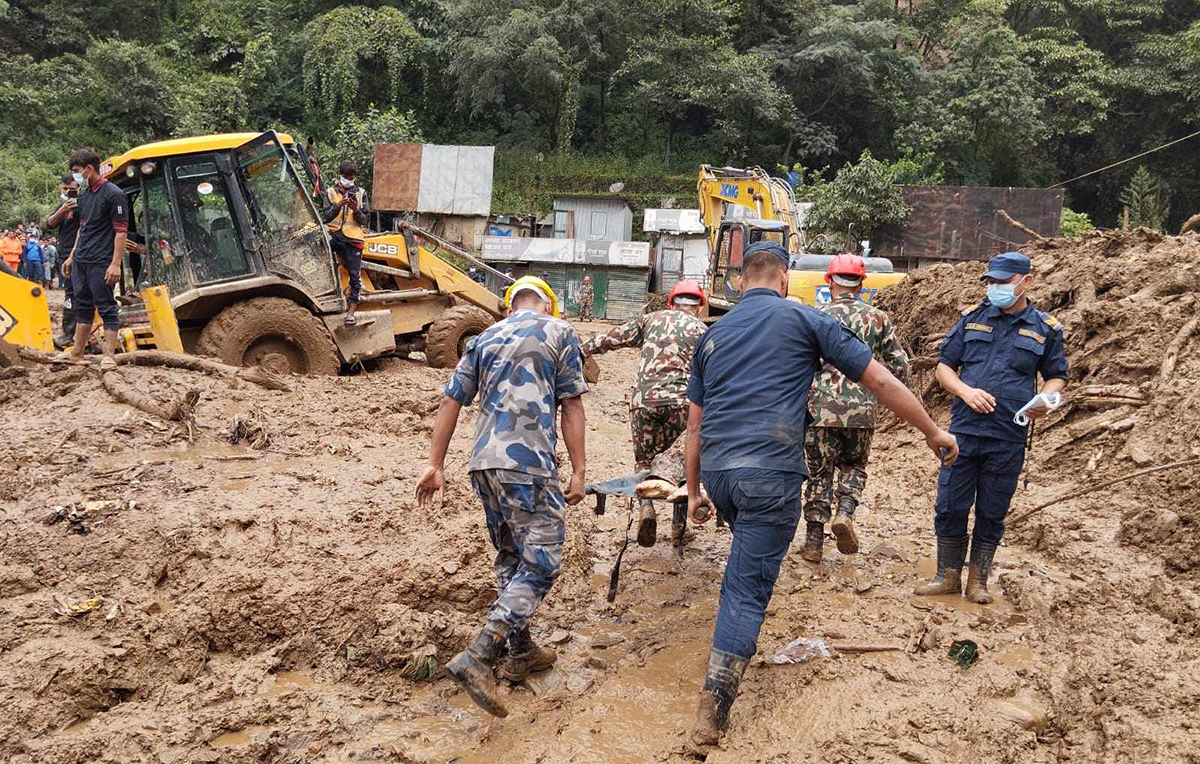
[0,224,63,290]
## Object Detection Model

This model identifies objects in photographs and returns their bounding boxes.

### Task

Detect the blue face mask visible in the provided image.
[987,277,1026,309]
[72,172,85,185]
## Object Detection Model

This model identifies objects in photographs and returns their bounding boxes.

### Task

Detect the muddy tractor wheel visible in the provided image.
[196,296,340,375]
[425,305,495,368]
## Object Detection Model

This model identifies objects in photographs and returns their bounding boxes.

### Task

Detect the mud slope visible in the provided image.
[1,310,1197,763]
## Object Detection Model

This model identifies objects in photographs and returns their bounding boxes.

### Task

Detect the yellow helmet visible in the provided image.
[504,275,560,318]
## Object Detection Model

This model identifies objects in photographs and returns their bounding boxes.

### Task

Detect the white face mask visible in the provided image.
[339,175,355,188]
[72,172,85,185]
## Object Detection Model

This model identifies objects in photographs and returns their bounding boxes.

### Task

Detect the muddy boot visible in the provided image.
[799,521,824,563]
[497,627,557,682]
[637,498,658,548]
[446,626,509,718]
[830,498,859,555]
[965,540,997,604]
[913,536,967,596]
[691,649,749,748]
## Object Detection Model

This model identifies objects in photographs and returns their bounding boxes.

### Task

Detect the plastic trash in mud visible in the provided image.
[51,594,123,620]
[768,637,835,665]
[948,639,980,669]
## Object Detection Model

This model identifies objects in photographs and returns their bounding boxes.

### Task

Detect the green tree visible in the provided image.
[803,149,911,248]
[1120,167,1170,231]
[1060,207,1095,237]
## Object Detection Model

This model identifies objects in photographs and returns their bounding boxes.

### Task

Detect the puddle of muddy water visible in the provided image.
[212,725,269,748]
[911,557,1011,614]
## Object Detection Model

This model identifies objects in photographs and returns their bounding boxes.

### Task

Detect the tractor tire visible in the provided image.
[196,297,340,376]
[425,305,495,369]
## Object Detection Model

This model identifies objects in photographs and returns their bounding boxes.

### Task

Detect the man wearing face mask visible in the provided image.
[61,149,127,364]
[916,252,1068,604]
[322,160,369,325]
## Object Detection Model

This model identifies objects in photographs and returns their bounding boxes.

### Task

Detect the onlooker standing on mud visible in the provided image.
[415,276,587,718]
[577,272,594,320]
[61,148,128,363]
[21,234,42,283]
[916,252,1067,604]
[41,237,57,289]
[683,241,957,749]
[800,254,910,563]
[322,160,369,325]
[45,172,83,345]
[0,230,20,275]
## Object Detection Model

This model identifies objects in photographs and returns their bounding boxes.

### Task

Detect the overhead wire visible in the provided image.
[1050,128,1200,188]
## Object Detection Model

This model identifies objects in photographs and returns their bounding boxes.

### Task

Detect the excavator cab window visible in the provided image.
[715,222,747,301]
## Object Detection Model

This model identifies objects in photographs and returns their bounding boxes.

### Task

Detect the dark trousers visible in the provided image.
[60,271,76,338]
[331,237,362,303]
[72,262,120,331]
[934,433,1025,545]
[702,467,804,659]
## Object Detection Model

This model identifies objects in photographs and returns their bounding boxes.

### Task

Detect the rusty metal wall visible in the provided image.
[873,186,1064,265]
[372,143,423,212]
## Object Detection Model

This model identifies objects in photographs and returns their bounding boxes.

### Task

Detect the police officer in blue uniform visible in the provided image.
[915,252,1068,604]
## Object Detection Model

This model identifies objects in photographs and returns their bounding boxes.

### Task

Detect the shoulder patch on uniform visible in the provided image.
[1038,311,1063,331]
[1018,328,1046,344]
[965,322,993,333]
[960,302,985,316]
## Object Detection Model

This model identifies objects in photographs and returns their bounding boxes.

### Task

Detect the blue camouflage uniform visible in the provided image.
[936,283,1068,547]
[445,309,588,635]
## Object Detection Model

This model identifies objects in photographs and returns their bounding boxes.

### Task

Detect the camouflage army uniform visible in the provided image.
[578,282,594,320]
[583,308,708,471]
[804,294,909,522]
[446,309,588,634]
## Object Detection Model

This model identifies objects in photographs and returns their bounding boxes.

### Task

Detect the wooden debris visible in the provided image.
[1159,314,1199,384]
[1008,457,1200,528]
[101,371,200,424]
[997,209,1045,241]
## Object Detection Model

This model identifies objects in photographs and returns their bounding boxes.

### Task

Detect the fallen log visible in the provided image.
[1008,457,1200,528]
[1053,406,1133,450]
[115,351,292,392]
[997,209,1045,242]
[101,371,200,423]
[1159,315,1199,384]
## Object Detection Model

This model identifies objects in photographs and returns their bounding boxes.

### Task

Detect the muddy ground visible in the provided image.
[3,282,1199,763]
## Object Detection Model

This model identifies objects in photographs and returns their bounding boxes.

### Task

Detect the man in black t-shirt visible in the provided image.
[44,172,82,346]
[61,148,128,362]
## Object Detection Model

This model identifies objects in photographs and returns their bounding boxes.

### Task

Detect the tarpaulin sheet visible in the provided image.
[416,145,494,216]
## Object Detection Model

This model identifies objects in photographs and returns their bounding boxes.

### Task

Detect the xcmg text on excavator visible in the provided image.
[694,164,903,313]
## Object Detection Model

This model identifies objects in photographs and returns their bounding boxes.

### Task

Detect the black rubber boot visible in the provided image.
[446,625,509,717]
[913,536,968,596]
[830,498,859,555]
[799,521,824,563]
[498,626,557,682]
[965,540,998,604]
[691,649,750,748]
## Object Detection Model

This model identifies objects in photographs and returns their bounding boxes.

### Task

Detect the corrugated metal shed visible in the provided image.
[552,195,633,241]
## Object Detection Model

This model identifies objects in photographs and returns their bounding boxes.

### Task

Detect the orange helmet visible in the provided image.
[668,280,706,308]
[825,253,867,286]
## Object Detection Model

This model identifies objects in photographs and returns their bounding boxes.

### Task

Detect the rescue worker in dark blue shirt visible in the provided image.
[915,251,1068,604]
[684,241,959,749]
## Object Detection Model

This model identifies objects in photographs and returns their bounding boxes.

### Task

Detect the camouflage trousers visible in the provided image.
[630,404,688,472]
[578,294,594,321]
[470,468,567,635]
[803,426,875,522]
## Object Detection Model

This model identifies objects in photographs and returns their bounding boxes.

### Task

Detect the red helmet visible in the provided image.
[825,253,867,285]
[668,280,706,308]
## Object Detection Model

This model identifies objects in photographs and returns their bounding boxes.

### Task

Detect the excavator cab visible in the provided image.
[712,218,793,302]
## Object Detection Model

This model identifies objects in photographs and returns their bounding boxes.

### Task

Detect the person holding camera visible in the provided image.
[45,172,82,345]
[322,160,369,325]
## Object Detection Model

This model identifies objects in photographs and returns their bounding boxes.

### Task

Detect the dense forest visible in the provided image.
[2,0,1199,233]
